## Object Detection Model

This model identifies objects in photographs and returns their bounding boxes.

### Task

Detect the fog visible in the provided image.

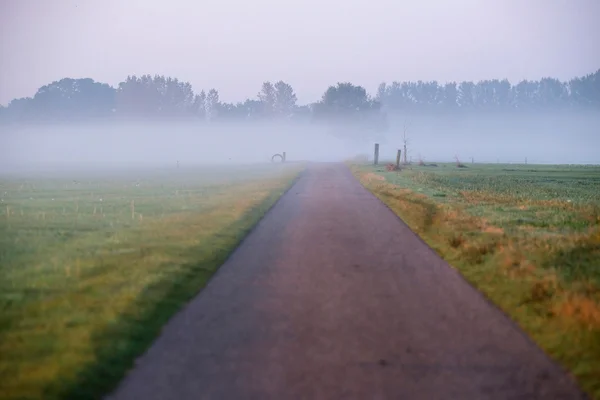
[380,111,600,165]
[2,0,599,173]
[2,110,599,175]
[0,122,367,173]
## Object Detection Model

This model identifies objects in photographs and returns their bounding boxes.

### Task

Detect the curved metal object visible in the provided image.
[271,153,284,162]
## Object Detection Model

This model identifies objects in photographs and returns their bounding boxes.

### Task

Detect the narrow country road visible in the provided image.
[107,163,585,400]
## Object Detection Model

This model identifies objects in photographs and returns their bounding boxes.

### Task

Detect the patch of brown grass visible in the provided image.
[363,172,385,182]
[554,295,600,330]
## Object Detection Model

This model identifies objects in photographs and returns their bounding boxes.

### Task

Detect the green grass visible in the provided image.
[0,163,303,400]
[352,162,600,399]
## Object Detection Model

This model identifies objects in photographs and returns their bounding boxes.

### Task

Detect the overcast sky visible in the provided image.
[1,0,599,106]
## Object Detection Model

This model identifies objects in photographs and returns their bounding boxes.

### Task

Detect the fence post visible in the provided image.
[396,149,401,169]
[374,143,379,165]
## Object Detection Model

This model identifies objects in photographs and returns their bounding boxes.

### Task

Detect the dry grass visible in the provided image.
[0,165,302,400]
[351,163,600,399]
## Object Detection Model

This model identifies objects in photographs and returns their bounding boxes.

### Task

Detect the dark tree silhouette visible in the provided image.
[257,81,276,117]
[313,82,387,139]
[1,69,598,125]
[205,89,220,122]
[273,81,297,118]
[2,78,115,122]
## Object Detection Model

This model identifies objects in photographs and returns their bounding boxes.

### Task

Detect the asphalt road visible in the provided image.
[107,163,586,400]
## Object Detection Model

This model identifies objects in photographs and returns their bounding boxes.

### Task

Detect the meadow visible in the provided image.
[352,162,600,398]
[0,163,302,400]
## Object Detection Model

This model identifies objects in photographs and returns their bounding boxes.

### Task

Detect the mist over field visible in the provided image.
[2,109,599,174]
[381,111,600,165]
[0,122,357,171]
[1,0,599,173]
[0,0,600,175]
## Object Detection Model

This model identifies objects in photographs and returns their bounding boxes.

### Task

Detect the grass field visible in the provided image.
[0,163,303,400]
[351,162,600,398]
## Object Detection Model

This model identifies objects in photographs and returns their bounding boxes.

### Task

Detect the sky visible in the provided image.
[1,0,599,106]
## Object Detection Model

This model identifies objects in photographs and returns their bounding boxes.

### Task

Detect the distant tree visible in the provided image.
[442,82,458,110]
[218,102,244,120]
[24,78,115,120]
[115,75,196,118]
[154,76,195,116]
[512,80,539,110]
[315,82,371,117]
[536,78,567,108]
[257,81,276,117]
[457,81,475,109]
[313,82,386,139]
[205,89,220,121]
[2,69,599,125]
[380,82,413,111]
[376,82,387,103]
[192,90,207,120]
[273,81,297,117]
[569,69,600,107]
[1,97,34,123]
[241,99,263,119]
[402,120,411,164]
[215,99,263,121]
[116,75,159,116]
[473,80,497,110]
[494,79,512,109]
[290,104,312,122]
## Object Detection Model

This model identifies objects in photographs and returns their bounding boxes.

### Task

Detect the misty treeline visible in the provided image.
[0,69,598,128]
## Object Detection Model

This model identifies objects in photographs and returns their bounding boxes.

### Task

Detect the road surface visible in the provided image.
[107,163,585,400]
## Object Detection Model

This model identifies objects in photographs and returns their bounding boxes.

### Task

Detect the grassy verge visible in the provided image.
[351,162,600,399]
[0,164,303,400]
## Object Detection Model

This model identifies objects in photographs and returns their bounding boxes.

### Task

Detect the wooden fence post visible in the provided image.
[396,149,401,169]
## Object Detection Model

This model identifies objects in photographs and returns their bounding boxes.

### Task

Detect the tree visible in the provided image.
[241,99,263,119]
[442,82,458,110]
[115,75,196,118]
[457,81,475,109]
[512,80,538,110]
[569,70,599,107]
[376,83,387,103]
[116,75,159,117]
[205,89,220,121]
[402,121,411,164]
[155,76,195,116]
[192,90,207,120]
[257,81,276,117]
[273,81,297,117]
[1,97,33,123]
[494,79,512,109]
[28,78,115,120]
[313,82,387,139]
[2,69,599,125]
[217,99,264,121]
[315,82,371,117]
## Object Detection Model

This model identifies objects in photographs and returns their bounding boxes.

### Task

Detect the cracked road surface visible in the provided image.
[107,163,585,400]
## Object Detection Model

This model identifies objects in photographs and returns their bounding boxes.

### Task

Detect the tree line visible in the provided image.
[1,69,598,125]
